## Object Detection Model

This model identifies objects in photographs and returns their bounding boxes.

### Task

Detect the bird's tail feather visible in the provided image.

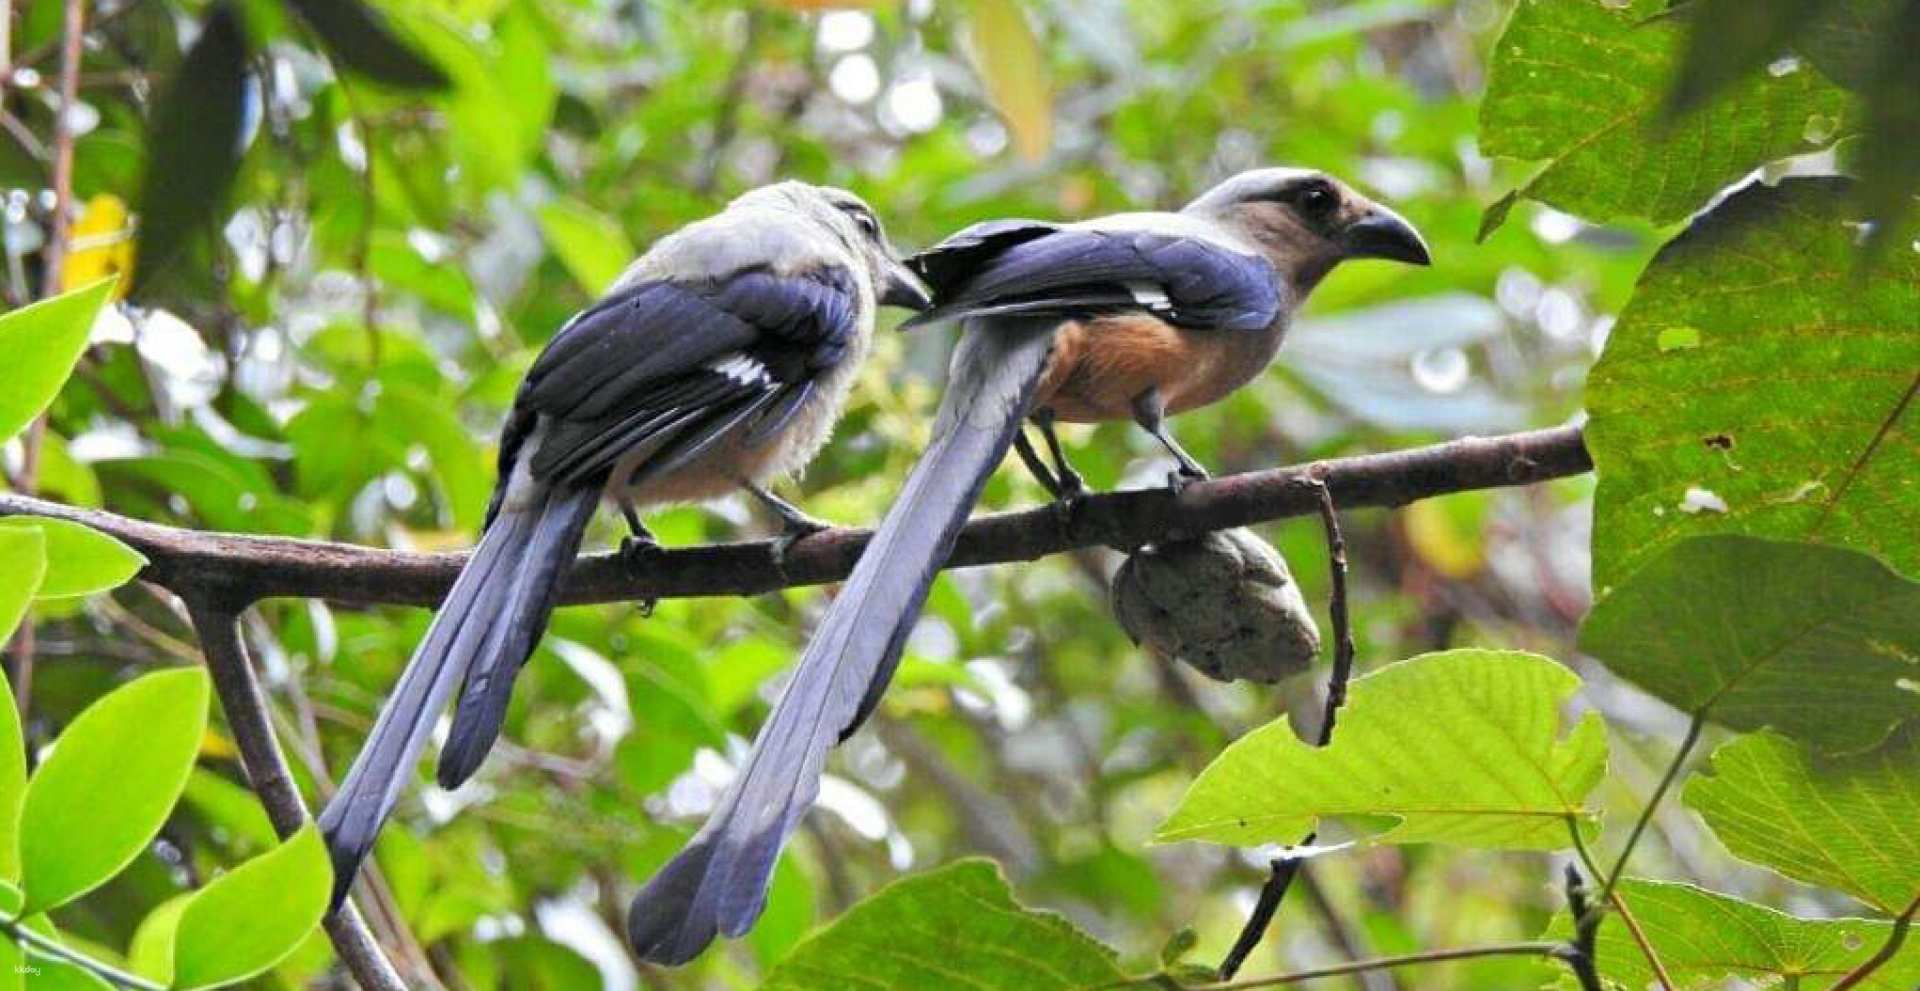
[318,482,599,910]
[626,316,1060,965]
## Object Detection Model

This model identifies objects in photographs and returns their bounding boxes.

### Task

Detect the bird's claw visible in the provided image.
[1166,465,1208,495]
[621,534,662,573]
[769,519,829,574]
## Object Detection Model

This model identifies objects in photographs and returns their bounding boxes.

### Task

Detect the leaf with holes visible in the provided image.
[1585,179,1920,590]
[1544,880,1920,990]
[1580,535,1920,752]
[760,859,1124,990]
[1477,0,1856,236]
[1155,650,1607,849]
[1685,729,1920,915]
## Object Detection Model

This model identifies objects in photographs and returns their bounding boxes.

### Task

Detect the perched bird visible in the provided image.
[317,182,930,908]
[627,167,1429,963]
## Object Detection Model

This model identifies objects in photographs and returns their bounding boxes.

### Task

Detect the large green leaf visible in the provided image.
[284,0,448,89]
[0,519,145,600]
[1154,649,1607,849]
[170,823,332,990]
[0,279,115,443]
[760,859,1124,990]
[17,668,210,913]
[1578,536,1920,752]
[1585,179,1920,589]
[1478,0,1856,235]
[537,198,634,296]
[1545,880,1920,990]
[0,532,40,883]
[1685,729,1919,915]
[135,2,249,286]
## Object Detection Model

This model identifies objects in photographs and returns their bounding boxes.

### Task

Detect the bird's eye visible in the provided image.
[841,206,881,239]
[1295,181,1337,217]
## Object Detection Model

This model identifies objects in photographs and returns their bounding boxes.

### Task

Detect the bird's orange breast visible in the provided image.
[1034,314,1283,423]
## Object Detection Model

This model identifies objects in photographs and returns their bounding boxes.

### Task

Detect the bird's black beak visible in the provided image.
[880,257,933,311]
[1341,206,1431,266]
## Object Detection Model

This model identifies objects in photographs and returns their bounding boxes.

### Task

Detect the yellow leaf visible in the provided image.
[967,0,1051,161]
[61,194,136,298]
[1402,492,1489,580]
[199,728,237,760]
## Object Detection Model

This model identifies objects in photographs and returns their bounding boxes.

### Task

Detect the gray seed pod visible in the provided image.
[1111,527,1321,684]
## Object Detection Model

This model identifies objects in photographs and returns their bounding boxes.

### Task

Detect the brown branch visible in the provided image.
[182,595,410,991]
[0,425,1592,611]
[1216,478,1359,978]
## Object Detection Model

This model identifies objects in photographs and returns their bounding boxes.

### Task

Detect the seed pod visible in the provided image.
[1110,527,1321,684]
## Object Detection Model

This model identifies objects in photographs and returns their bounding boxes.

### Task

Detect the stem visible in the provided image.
[1216,478,1357,979]
[0,913,166,991]
[1568,798,1677,990]
[6,0,84,722]
[1599,712,1705,907]
[1183,941,1565,990]
[1830,892,1920,990]
[183,596,411,991]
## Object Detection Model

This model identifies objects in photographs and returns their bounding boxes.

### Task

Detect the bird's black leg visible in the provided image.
[1131,387,1209,493]
[1032,408,1086,502]
[1013,429,1064,499]
[743,481,830,569]
[619,496,660,570]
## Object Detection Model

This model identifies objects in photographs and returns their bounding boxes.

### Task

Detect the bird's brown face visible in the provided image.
[1188,168,1430,295]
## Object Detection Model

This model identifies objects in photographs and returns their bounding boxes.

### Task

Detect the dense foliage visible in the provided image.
[0,0,1915,988]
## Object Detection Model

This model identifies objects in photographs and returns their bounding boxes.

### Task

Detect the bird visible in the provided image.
[315,181,931,909]
[625,167,1429,964]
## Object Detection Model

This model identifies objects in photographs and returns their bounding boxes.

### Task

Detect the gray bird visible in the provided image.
[626,167,1428,964]
[317,182,930,908]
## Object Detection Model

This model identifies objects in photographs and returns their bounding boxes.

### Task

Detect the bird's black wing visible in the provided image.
[504,267,859,493]
[904,224,1281,332]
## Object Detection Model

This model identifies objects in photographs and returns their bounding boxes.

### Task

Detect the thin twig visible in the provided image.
[1216,477,1357,978]
[5,0,85,721]
[1568,813,1676,991]
[0,426,1595,609]
[1599,713,1705,907]
[1167,941,1564,990]
[1829,892,1920,991]
[182,595,411,991]
[0,912,167,990]
[1562,865,1603,991]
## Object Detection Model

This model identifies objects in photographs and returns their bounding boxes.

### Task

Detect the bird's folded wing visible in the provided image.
[905,224,1282,332]
[506,267,858,487]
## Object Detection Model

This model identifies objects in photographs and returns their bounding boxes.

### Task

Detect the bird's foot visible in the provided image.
[769,517,831,574]
[621,533,662,573]
[1165,464,1209,495]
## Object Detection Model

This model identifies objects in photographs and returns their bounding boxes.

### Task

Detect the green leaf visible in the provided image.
[171,823,333,990]
[537,198,634,296]
[1685,729,1920,915]
[0,533,39,883]
[1478,0,1856,233]
[284,0,449,89]
[179,768,279,854]
[1585,179,1920,589]
[968,0,1052,161]
[760,859,1124,990]
[1544,880,1920,990]
[135,2,250,286]
[0,279,115,443]
[1155,649,1606,849]
[1665,0,1842,114]
[127,894,190,985]
[18,668,210,913]
[0,519,145,600]
[1578,535,1920,752]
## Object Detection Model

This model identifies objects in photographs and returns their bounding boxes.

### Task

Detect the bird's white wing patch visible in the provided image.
[709,353,774,387]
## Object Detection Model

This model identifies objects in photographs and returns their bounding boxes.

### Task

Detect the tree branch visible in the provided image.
[182,595,410,991]
[1216,477,1360,978]
[0,425,1591,610]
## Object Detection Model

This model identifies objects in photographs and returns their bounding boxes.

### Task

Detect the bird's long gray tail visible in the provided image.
[626,316,1059,965]
[318,482,600,909]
